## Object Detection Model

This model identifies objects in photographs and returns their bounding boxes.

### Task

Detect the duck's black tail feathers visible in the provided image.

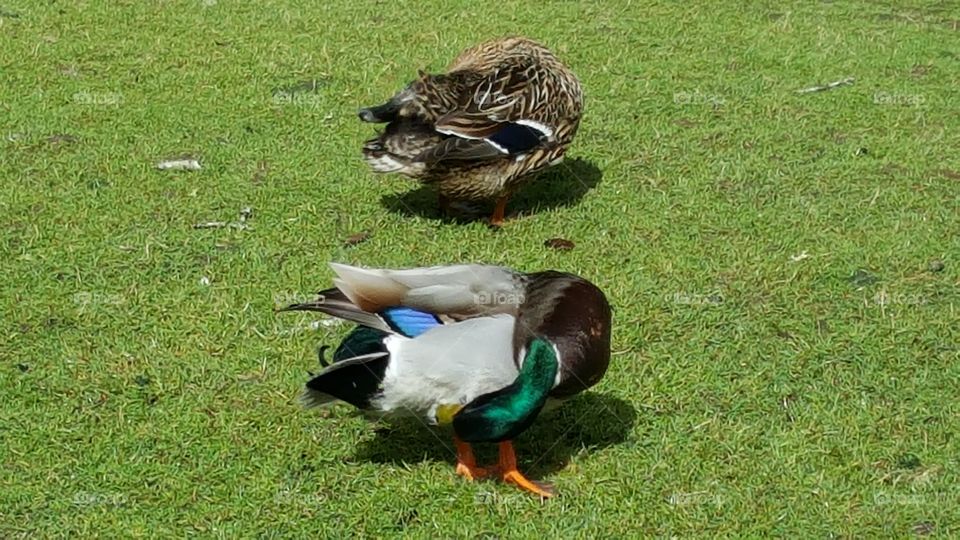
[302,325,391,410]
[303,352,389,410]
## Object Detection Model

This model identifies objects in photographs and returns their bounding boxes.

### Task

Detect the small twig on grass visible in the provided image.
[157,158,201,171]
[789,251,810,262]
[193,221,228,229]
[192,221,249,230]
[193,208,253,231]
[795,77,855,94]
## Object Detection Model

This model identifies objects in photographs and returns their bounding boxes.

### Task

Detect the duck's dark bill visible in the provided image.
[358,100,400,123]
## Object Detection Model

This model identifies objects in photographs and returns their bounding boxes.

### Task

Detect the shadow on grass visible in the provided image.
[379,157,603,223]
[352,391,636,478]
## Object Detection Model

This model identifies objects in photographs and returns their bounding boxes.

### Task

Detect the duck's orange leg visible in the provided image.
[454,437,490,481]
[489,196,508,227]
[498,440,555,498]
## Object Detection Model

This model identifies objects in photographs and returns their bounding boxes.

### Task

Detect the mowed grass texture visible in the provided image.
[2,0,959,536]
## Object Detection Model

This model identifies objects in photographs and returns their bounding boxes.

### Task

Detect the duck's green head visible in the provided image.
[447,337,558,443]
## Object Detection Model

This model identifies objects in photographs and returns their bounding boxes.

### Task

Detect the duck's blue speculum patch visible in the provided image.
[488,122,546,154]
[380,306,442,338]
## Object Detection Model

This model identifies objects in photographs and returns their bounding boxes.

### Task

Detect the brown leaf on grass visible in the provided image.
[816,319,831,334]
[253,160,269,185]
[46,133,78,145]
[59,64,80,77]
[938,169,960,180]
[344,231,371,247]
[544,238,575,251]
[271,77,331,96]
[880,163,909,176]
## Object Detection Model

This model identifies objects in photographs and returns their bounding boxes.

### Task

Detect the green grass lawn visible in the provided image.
[2,0,959,536]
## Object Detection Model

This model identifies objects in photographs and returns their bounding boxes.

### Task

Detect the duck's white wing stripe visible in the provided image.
[514,119,553,138]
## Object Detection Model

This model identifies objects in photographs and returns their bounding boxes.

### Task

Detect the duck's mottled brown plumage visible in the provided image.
[359,37,583,222]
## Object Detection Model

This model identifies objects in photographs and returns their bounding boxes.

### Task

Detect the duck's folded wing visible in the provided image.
[280,287,444,338]
[377,314,519,417]
[329,263,523,317]
[430,60,554,160]
[419,121,548,164]
[415,136,507,164]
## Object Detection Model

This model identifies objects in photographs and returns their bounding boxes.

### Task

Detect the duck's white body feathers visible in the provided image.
[375,314,518,422]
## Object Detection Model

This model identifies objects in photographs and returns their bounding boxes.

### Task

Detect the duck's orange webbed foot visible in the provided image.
[454,437,491,481]
[497,440,555,498]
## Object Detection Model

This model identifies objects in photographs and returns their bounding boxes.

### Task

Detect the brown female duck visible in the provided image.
[358,37,584,226]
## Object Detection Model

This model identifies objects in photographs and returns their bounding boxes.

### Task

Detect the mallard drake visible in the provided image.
[281,263,611,498]
[358,36,584,226]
